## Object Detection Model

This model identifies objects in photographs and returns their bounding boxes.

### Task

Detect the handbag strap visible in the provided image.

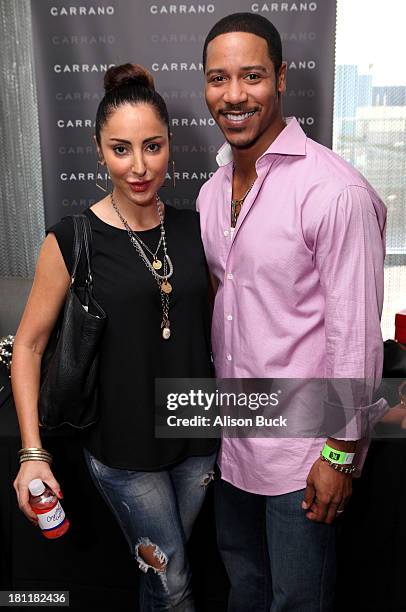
[70,214,93,288]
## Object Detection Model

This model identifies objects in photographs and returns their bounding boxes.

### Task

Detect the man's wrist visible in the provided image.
[322,442,355,465]
[326,437,357,453]
[319,454,356,475]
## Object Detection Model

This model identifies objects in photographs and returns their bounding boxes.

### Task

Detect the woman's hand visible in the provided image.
[13,461,63,526]
[380,404,406,428]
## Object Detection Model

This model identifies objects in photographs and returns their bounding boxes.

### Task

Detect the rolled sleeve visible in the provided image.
[315,185,387,439]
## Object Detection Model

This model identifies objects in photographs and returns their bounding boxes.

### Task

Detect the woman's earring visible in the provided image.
[96,160,109,192]
[172,159,176,189]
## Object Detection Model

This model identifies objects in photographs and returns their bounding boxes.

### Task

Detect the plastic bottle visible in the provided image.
[28,479,70,539]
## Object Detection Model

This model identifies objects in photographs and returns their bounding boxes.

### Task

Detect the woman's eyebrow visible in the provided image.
[143,135,165,143]
[109,137,131,143]
[108,136,165,144]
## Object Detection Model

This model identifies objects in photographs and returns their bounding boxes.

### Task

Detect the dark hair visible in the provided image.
[95,63,170,145]
[203,12,282,75]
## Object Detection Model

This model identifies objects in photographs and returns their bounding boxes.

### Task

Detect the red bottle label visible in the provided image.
[36,501,66,531]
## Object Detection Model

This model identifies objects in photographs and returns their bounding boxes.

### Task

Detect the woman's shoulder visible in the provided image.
[46,209,94,274]
[47,213,73,235]
[47,208,94,234]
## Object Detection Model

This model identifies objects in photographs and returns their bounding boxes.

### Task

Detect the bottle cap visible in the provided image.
[395,310,406,344]
[28,479,45,496]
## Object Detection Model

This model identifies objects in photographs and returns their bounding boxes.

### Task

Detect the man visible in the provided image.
[196,12,387,611]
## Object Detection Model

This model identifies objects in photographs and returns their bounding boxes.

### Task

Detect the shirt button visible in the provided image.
[227,273,233,280]
[227,315,233,321]
[226,354,232,361]
[224,230,229,237]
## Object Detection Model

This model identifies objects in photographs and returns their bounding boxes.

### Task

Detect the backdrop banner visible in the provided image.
[30,0,337,227]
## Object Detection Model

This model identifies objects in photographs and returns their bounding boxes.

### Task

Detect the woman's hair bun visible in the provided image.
[104,63,155,93]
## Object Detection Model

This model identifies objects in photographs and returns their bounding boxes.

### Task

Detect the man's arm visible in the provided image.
[303,185,386,523]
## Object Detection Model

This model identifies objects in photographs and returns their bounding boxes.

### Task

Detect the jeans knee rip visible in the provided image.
[200,470,215,487]
[135,537,169,593]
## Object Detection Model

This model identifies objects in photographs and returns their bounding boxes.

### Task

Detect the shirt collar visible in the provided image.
[215,116,307,167]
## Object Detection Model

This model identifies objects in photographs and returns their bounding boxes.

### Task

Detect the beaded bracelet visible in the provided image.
[320,454,356,474]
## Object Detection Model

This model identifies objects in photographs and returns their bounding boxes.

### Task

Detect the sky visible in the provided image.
[335,0,406,86]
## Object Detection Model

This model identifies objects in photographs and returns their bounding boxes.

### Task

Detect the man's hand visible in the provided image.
[302,457,353,524]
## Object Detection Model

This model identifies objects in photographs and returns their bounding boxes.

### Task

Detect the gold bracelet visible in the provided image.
[19,451,52,460]
[20,451,52,458]
[18,447,53,465]
[19,454,53,461]
[19,450,52,456]
[18,447,51,455]
[19,456,52,464]
[19,452,51,456]
[19,450,52,457]
[18,447,52,458]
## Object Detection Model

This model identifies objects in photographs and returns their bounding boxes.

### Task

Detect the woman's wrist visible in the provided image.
[18,447,53,465]
[20,422,43,448]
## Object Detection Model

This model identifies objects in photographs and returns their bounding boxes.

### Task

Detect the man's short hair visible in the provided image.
[203,12,283,74]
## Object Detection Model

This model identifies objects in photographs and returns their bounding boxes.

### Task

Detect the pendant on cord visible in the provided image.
[153,258,162,270]
[161,280,172,294]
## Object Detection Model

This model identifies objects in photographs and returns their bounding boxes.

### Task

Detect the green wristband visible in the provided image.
[322,443,355,465]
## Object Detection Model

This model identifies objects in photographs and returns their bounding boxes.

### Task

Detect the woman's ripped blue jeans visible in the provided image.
[83,448,216,611]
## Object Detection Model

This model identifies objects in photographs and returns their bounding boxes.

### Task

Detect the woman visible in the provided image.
[12,63,218,611]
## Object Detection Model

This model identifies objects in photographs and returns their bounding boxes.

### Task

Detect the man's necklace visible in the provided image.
[231,185,255,228]
[111,192,173,340]
[231,166,256,228]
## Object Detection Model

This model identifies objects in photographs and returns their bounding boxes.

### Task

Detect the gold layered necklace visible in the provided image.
[111,192,173,340]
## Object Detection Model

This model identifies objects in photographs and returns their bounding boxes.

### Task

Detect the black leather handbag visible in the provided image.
[0,336,13,409]
[38,214,106,429]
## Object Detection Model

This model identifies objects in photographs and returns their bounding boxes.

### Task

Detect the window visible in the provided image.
[333,0,406,339]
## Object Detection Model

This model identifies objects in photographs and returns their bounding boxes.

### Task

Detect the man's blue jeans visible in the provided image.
[214,474,336,612]
[83,448,216,611]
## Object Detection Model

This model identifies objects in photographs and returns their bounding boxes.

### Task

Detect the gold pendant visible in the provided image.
[161,318,171,340]
[153,259,162,270]
[161,280,172,294]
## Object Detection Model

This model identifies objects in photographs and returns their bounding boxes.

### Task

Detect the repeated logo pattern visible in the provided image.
[31,0,336,225]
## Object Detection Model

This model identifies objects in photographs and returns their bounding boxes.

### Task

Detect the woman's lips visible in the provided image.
[128,181,152,193]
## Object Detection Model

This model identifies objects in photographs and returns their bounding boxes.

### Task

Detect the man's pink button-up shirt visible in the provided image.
[196,117,387,495]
